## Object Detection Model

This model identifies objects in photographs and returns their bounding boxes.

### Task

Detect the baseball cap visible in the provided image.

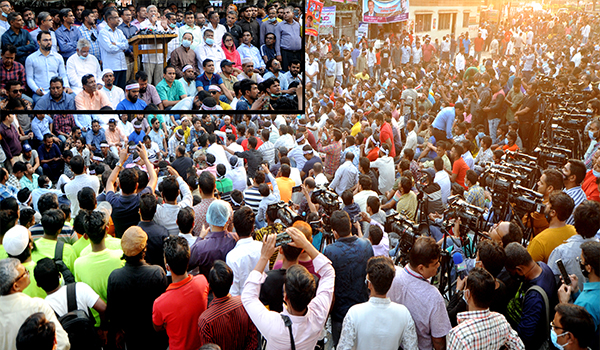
[22,144,32,152]
[121,226,148,257]
[220,59,234,68]
[108,118,117,124]
[3,225,30,256]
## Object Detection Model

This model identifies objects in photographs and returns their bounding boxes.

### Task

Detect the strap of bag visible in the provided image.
[54,240,64,261]
[66,283,78,313]
[527,285,550,340]
[280,314,296,350]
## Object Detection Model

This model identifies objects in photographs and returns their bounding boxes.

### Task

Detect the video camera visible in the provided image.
[534,144,570,168]
[267,201,302,228]
[385,210,420,265]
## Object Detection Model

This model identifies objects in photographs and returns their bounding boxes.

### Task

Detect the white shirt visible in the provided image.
[441,39,451,52]
[315,173,328,186]
[45,282,100,317]
[226,237,267,296]
[455,53,465,71]
[66,54,102,95]
[582,24,591,37]
[178,77,197,98]
[227,165,247,192]
[205,22,227,46]
[354,189,378,212]
[140,19,164,64]
[241,254,335,350]
[118,120,133,136]
[0,293,70,350]
[146,141,161,162]
[337,297,419,350]
[154,177,193,235]
[194,43,226,74]
[179,232,196,247]
[102,85,125,109]
[98,25,129,71]
[207,143,231,172]
[370,156,395,194]
[306,61,319,84]
[435,170,451,205]
[226,142,245,167]
[480,28,488,40]
[402,130,417,158]
[64,173,100,217]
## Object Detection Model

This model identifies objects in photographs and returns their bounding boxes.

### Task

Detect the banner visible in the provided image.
[362,0,409,23]
[320,6,336,27]
[356,22,369,41]
[306,0,323,37]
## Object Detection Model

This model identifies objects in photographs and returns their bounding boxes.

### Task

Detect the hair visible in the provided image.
[476,239,505,277]
[209,260,234,298]
[433,157,444,172]
[466,169,478,186]
[135,71,148,81]
[161,176,180,202]
[548,191,575,222]
[118,168,139,194]
[567,159,587,185]
[330,210,351,237]
[504,242,532,270]
[358,174,372,191]
[581,241,600,276]
[466,267,496,309]
[83,211,107,244]
[555,303,596,348]
[19,208,36,227]
[40,209,65,237]
[366,256,395,295]
[1,43,16,55]
[572,201,600,239]
[139,193,157,221]
[409,236,440,268]
[16,312,56,350]
[369,225,383,245]
[366,196,380,214]
[163,65,175,74]
[503,221,523,247]
[69,155,85,175]
[233,206,255,238]
[339,189,354,206]
[284,264,316,312]
[33,258,60,292]
[163,236,190,275]
[542,169,564,192]
[176,207,195,234]
[0,258,20,295]
[198,171,216,195]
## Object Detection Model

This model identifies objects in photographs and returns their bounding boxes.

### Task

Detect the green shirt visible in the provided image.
[71,237,90,257]
[31,238,77,272]
[216,178,233,194]
[0,245,7,260]
[23,260,47,299]
[74,248,124,325]
[156,79,186,102]
[79,235,122,256]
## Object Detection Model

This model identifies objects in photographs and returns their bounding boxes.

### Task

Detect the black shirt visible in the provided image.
[235,149,263,178]
[107,187,151,238]
[137,221,169,270]
[520,94,539,123]
[237,18,260,48]
[106,261,168,350]
[171,156,194,181]
[259,269,286,312]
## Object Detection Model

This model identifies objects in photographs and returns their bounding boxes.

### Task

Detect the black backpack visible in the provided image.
[53,241,75,284]
[57,283,100,350]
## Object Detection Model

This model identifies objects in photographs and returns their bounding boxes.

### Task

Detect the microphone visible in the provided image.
[453,252,468,279]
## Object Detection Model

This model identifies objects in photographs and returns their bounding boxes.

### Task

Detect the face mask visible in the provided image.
[269,17,277,22]
[550,329,569,350]
[1,12,7,18]
[271,93,281,98]
[79,54,88,60]
[169,23,176,29]
[590,130,596,140]
[593,169,600,178]
[182,39,191,48]
[205,38,214,46]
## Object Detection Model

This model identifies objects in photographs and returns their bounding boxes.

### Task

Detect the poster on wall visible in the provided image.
[320,6,336,27]
[362,0,409,23]
[356,22,369,41]
[306,0,323,37]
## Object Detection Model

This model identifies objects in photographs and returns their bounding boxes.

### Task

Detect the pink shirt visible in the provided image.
[74,90,111,110]
[105,128,126,147]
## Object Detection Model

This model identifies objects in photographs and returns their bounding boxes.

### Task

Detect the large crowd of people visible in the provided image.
[1,3,600,350]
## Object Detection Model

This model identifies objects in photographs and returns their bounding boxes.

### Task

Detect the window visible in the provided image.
[415,14,432,33]
[463,12,470,28]
[439,13,452,30]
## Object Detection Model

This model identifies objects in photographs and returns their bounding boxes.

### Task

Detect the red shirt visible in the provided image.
[379,122,396,157]
[583,170,600,202]
[241,138,263,151]
[220,124,238,138]
[153,275,209,350]
[474,37,485,52]
[367,147,379,161]
[452,157,469,190]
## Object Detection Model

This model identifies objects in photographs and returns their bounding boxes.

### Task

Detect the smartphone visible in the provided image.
[556,259,571,285]
[352,213,362,223]
[129,145,136,154]
[275,232,292,247]
[292,185,302,193]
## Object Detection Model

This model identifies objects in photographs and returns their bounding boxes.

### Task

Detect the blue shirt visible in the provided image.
[195,73,223,90]
[129,130,145,144]
[78,24,101,61]
[116,98,147,111]
[56,24,81,60]
[235,96,250,111]
[0,183,18,201]
[237,43,265,70]
[98,26,129,71]
[117,22,138,54]
[574,282,600,329]
[86,129,106,150]
[262,71,290,90]
[432,107,456,139]
[325,58,336,76]
[1,28,36,64]
[260,44,276,62]
[31,116,53,141]
[462,38,470,54]
[33,92,76,111]
[25,50,70,93]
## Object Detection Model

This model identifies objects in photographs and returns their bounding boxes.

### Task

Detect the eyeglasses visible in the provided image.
[15,269,29,283]
[364,277,370,285]
[550,322,565,332]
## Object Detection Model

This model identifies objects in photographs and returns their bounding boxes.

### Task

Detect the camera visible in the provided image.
[444,195,485,235]
[267,201,302,228]
[385,210,419,265]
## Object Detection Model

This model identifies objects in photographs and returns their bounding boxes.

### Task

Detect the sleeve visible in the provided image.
[505,320,526,350]
[98,30,119,54]
[177,176,193,207]
[306,254,335,323]
[337,311,357,350]
[447,329,467,350]
[401,313,419,350]
[25,56,39,93]
[429,293,452,338]
[226,254,242,296]
[526,237,545,263]
[446,113,454,139]
[197,316,215,345]
[152,299,164,327]
[66,58,81,91]
[274,25,282,56]
[56,58,70,89]
[267,173,279,199]
[241,270,286,337]
[41,300,71,350]
[156,83,168,101]
[516,289,545,347]
[17,32,37,58]
[77,281,101,309]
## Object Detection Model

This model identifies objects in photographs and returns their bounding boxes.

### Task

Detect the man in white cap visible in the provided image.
[179,65,198,98]
[0,258,70,350]
[3,225,47,298]
[238,58,264,83]
[208,85,231,110]
[101,69,125,109]
[98,7,129,89]
[116,80,148,111]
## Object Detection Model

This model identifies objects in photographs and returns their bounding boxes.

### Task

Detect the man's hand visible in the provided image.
[36,88,44,96]
[136,142,149,161]
[167,165,179,177]
[64,87,72,94]
[260,233,277,260]
[276,55,282,62]
[359,211,371,222]
[558,283,572,304]
[251,95,267,110]
[456,276,466,291]
[118,146,129,164]
[261,163,270,174]
[199,224,210,239]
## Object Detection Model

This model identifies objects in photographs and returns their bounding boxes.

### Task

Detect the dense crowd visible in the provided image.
[1,3,600,350]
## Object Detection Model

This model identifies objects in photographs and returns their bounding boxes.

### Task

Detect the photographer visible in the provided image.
[523,169,563,237]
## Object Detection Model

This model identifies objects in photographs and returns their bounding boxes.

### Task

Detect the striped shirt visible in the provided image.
[258,140,276,164]
[564,186,587,225]
[317,140,342,177]
[197,294,258,350]
[243,187,263,215]
[448,309,525,350]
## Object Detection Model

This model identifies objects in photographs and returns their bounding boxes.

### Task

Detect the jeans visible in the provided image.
[488,118,501,144]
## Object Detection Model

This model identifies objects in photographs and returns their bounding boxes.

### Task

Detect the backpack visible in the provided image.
[53,241,75,284]
[57,283,100,350]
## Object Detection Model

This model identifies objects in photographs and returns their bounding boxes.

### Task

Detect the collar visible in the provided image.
[583,281,600,291]
[166,274,193,291]
[368,296,391,305]
[405,264,428,282]
[457,309,491,323]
